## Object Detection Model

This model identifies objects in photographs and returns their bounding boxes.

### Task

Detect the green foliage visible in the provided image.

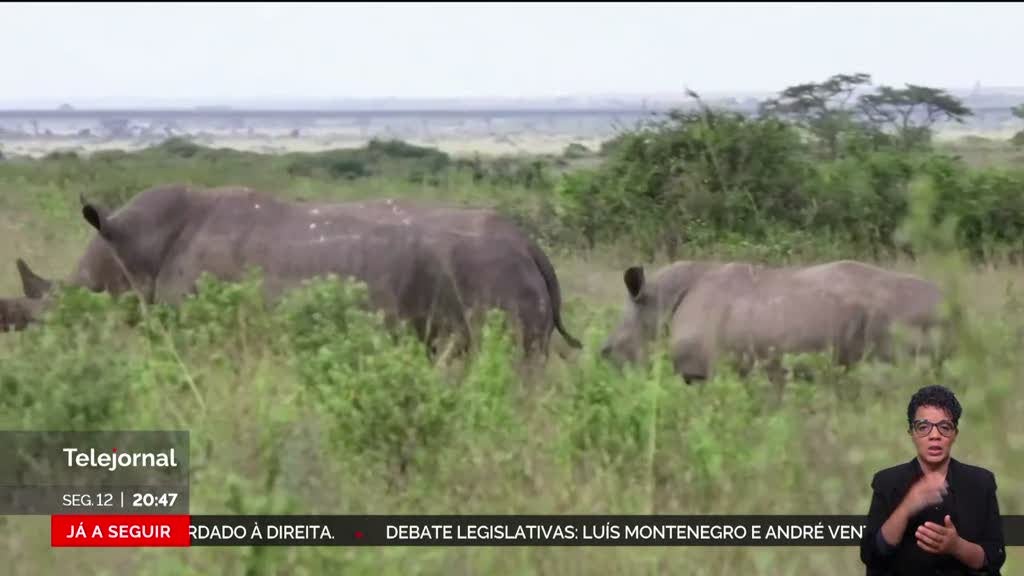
[553,169,607,250]
[1012,104,1024,147]
[563,142,592,159]
[549,93,1024,261]
[285,148,371,180]
[0,287,146,430]
[278,276,455,477]
[283,138,450,183]
[455,154,553,190]
[555,105,814,259]
[807,150,918,253]
[456,311,521,435]
[165,269,276,370]
[151,137,204,158]
[558,341,661,472]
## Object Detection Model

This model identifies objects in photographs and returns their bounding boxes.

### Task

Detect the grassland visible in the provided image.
[0,133,1021,575]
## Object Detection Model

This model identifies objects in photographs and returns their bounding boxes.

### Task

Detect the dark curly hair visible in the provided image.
[907,385,962,430]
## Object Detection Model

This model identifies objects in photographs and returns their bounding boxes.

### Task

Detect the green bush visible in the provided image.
[284,139,451,184]
[563,142,591,159]
[554,108,814,258]
[550,105,1024,261]
[278,276,455,477]
[0,287,146,430]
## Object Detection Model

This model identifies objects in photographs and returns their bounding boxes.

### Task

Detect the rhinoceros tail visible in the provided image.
[526,239,582,349]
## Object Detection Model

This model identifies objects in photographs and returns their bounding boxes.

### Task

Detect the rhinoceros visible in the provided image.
[8,184,581,356]
[600,259,945,381]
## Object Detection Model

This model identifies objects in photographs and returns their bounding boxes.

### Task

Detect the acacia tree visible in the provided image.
[759,73,873,159]
[858,85,972,149]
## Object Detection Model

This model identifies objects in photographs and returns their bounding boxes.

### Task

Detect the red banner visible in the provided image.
[51,515,191,547]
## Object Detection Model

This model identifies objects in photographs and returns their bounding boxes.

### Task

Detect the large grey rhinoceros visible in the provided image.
[8,184,581,356]
[600,259,945,381]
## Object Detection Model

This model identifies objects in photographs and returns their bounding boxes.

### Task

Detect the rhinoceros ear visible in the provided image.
[624,266,645,301]
[17,258,53,299]
[82,202,111,238]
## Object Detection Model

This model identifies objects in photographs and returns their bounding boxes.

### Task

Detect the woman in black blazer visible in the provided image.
[860,385,1006,575]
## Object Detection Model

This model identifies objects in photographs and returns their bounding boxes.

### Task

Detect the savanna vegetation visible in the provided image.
[0,74,1022,574]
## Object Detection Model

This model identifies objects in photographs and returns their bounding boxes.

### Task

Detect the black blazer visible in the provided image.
[860,457,1006,575]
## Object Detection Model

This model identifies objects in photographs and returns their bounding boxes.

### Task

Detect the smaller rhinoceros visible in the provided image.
[601,259,945,381]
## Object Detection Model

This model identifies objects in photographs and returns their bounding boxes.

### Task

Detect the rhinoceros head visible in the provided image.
[17,236,132,302]
[80,187,191,303]
[601,261,720,367]
[601,265,661,365]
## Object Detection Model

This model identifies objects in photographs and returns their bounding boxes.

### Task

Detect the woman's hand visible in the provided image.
[915,515,961,554]
[900,474,947,517]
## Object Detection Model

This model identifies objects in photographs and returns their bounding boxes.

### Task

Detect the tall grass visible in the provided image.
[1,254,1021,574]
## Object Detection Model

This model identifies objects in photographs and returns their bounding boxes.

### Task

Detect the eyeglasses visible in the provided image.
[911,419,957,437]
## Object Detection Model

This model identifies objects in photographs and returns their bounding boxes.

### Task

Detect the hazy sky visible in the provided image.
[2,2,1021,104]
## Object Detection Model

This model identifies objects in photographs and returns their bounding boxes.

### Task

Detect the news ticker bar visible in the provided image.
[50,515,1024,547]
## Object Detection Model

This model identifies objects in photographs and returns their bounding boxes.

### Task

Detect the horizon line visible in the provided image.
[3,85,1024,108]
